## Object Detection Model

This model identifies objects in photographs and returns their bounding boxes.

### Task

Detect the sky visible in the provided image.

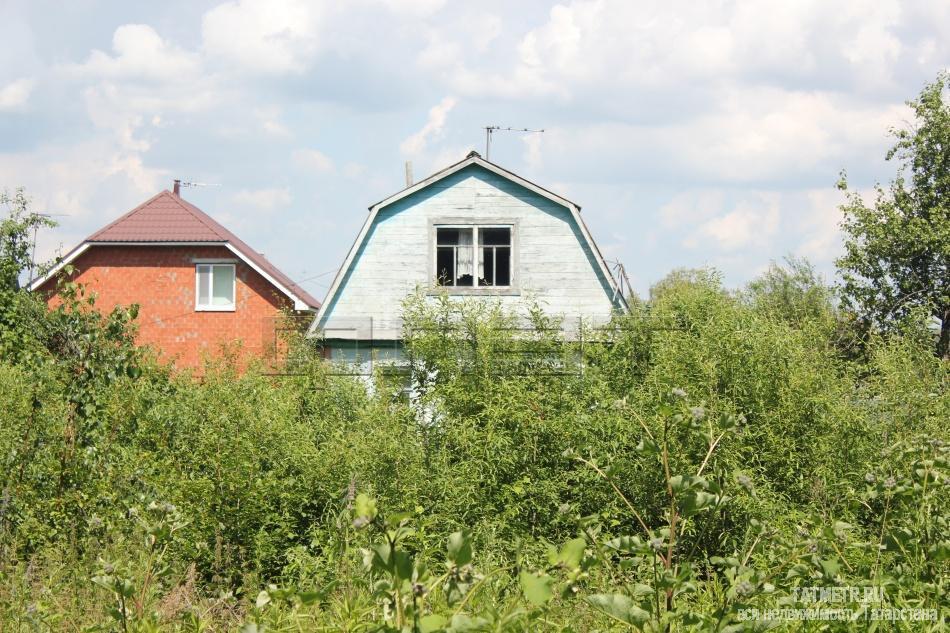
[2,0,948,299]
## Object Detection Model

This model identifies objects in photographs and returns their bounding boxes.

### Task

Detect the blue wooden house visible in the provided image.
[309,151,627,362]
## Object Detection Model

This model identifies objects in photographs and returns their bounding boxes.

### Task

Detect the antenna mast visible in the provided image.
[484,126,544,160]
[181,181,221,189]
[173,179,221,197]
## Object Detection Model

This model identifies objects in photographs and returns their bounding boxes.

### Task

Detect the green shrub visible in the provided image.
[0,258,946,630]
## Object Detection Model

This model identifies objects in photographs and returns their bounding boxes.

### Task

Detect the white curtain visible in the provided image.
[456,229,473,279]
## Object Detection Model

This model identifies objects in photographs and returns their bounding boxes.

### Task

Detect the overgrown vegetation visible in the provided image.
[1,241,947,630]
[1,76,948,631]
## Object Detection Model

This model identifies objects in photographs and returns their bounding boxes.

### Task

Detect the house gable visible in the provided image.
[31,188,322,370]
[30,190,320,311]
[41,244,293,368]
[311,155,626,341]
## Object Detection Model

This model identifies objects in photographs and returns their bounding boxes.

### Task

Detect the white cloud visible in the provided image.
[522,132,544,171]
[254,106,292,137]
[292,149,335,173]
[66,22,220,147]
[377,0,446,17]
[657,186,850,268]
[201,0,326,73]
[75,24,199,80]
[683,194,780,251]
[399,96,457,156]
[659,191,725,230]
[794,188,849,264]
[417,11,502,71]
[447,0,946,103]
[417,34,461,71]
[0,137,170,263]
[467,12,502,53]
[672,90,909,183]
[5,0,949,296]
[680,191,781,252]
[232,187,293,211]
[0,78,34,110]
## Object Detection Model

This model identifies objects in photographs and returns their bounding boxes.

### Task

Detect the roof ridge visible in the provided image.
[86,190,171,241]
[73,190,320,309]
[368,151,580,211]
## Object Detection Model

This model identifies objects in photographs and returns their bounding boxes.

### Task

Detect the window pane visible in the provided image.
[437,228,460,245]
[481,247,495,285]
[495,247,511,286]
[455,229,473,286]
[212,265,235,305]
[436,247,454,285]
[479,227,510,246]
[197,265,211,305]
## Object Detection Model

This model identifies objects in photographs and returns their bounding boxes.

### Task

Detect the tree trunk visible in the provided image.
[939,309,950,360]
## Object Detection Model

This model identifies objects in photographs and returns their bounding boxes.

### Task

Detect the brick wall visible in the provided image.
[39,245,300,370]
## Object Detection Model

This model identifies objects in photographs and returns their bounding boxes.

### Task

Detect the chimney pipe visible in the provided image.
[404,161,413,187]
[173,179,181,196]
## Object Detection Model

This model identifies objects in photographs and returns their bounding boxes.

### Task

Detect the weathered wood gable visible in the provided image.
[314,160,624,341]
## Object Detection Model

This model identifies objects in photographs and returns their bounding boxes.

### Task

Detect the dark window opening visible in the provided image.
[436,225,511,288]
[478,227,511,287]
[436,227,474,286]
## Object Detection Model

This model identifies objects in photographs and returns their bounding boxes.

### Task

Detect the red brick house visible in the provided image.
[30,185,320,369]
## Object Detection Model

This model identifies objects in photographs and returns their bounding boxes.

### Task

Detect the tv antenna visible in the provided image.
[173,179,221,196]
[182,181,221,188]
[484,126,544,161]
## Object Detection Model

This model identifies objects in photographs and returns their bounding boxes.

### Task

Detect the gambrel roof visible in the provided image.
[30,190,320,310]
[309,151,626,335]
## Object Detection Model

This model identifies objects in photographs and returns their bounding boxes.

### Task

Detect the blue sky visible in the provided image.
[2,0,947,299]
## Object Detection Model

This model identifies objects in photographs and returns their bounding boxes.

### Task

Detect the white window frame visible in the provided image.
[195,263,237,312]
[430,221,519,295]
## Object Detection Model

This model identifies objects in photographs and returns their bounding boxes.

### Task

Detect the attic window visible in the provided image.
[436,226,511,288]
[195,263,235,311]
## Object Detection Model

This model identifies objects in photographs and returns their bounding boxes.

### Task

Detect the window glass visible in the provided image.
[479,227,510,246]
[495,247,511,286]
[196,264,235,309]
[436,247,454,285]
[478,227,511,286]
[197,265,211,305]
[212,265,235,305]
[436,226,511,288]
[436,227,474,286]
[437,228,461,245]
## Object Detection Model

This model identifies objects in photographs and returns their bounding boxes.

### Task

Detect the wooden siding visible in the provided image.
[317,165,621,340]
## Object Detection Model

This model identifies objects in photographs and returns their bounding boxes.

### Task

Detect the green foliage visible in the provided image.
[0,191,947,630]
[0,187,55,292]
[744,256,834,328]
[837,72,950,358]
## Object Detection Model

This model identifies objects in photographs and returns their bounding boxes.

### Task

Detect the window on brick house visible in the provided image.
[436,226,511,287]
[195,263,236,311]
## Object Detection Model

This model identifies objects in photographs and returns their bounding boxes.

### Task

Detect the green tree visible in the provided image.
[745,256,833,326]
[836,73,950,358]
[0,188,55,292]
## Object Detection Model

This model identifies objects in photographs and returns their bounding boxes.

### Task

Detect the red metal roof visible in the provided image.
[86,190,320,309]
